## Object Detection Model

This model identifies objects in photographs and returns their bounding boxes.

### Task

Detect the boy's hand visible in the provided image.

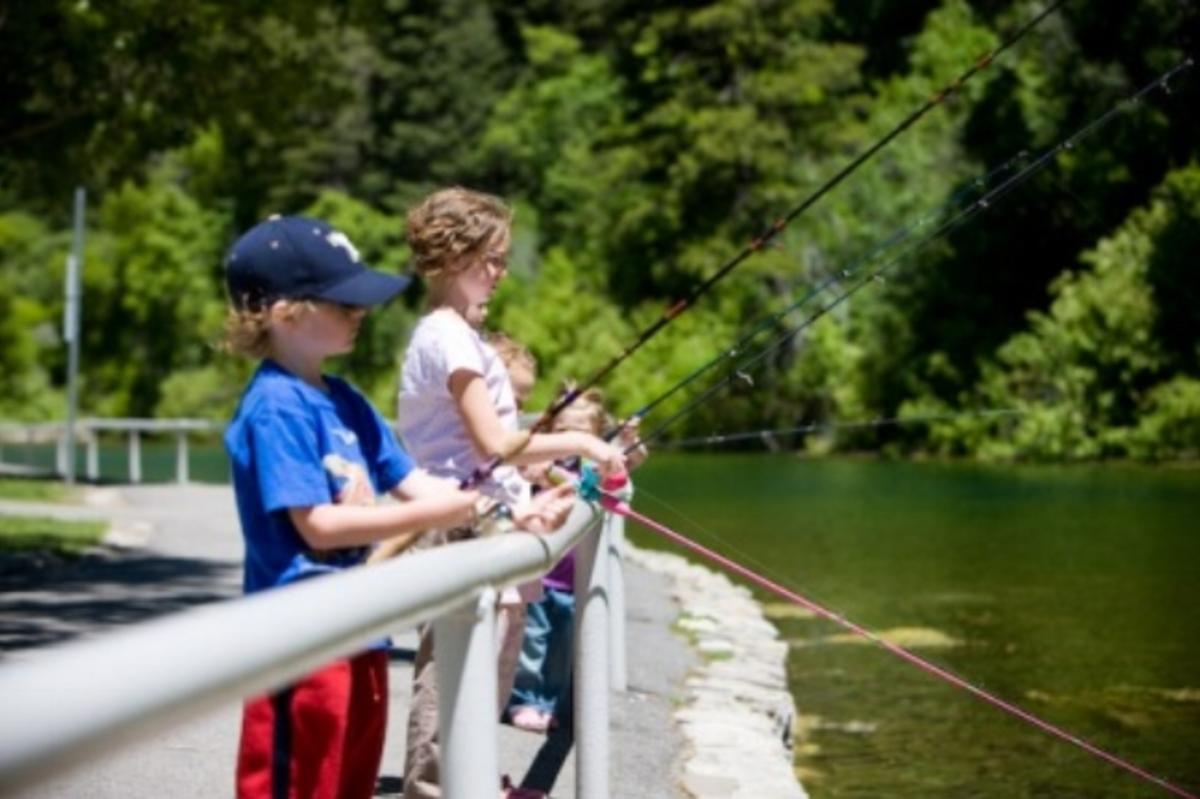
[512,482,575,534]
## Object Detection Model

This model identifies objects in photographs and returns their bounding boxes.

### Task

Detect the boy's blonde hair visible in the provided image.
[222,300,315,359]
[406,187,512,279]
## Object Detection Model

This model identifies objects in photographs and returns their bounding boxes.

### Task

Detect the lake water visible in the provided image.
[8,441,1197,795]
[629,454,1199,798]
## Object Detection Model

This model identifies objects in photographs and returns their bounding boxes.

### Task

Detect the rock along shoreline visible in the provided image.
[625,542,807,799]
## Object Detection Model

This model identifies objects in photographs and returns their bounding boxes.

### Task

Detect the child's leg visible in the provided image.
[339,651,390,798]
[495,600,528,716]
[236,651,388,799]
[540,588,577,719]
[507,595,552,716]
[404,625,442,799]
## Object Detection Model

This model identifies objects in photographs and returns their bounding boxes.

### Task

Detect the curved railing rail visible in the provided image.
[0,498,626,799]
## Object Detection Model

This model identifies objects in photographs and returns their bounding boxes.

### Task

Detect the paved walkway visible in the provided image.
[0,484,696,798]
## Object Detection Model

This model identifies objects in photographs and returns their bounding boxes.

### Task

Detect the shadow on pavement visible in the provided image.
[0,548,241,655]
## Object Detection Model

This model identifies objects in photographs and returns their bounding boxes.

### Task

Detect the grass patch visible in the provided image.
[0,514,106,555]
[0,478,78,503]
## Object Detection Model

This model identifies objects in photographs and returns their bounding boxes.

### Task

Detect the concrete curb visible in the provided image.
[625,543,806,799]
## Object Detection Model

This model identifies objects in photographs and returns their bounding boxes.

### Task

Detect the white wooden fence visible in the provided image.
[0,419,222,484]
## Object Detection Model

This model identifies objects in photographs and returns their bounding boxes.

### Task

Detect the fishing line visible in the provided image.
[602,491,1199,799]
[631,483,852,626]
[658,408,1024,450]
[611,151,1032,436]
[462,0,1065,487]
[631,58,1194,452]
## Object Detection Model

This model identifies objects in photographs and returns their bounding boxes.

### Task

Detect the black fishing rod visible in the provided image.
[461,0,1065,487]
[631,57,1194,452]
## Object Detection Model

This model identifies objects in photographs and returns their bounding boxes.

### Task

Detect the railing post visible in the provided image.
[86,433,99,482]
[128,430,141,484]
[433,587,499,799]
[574,516,609,799]
[175,432,189,484]
[55,428,68,477]
[607,511,628,692]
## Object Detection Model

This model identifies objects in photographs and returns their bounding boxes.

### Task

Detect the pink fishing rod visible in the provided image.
[599,494,1198,799]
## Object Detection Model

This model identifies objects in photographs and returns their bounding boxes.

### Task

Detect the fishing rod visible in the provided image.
[630,57,1195,453]
[604,150,1032,440]
[461,0,1065,488]
[597,490,1198,799]
[659,408,1024,450]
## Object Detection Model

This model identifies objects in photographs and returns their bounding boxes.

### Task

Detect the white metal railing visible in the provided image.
[0,418,223,484]
[0,498,629,798]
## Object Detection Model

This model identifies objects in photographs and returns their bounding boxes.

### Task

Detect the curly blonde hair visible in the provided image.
[405,187,512,279]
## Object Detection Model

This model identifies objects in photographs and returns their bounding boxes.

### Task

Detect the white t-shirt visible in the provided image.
[397,309,531,507]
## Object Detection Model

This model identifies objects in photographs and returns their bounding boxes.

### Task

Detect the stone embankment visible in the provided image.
[626,544,806,799]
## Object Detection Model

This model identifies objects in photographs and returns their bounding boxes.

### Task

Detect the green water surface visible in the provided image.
[631,454,1199,798]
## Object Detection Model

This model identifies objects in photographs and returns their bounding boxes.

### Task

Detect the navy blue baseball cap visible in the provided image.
[225,215,410,310]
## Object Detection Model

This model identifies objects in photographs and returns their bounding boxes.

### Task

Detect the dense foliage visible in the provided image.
[1,0,1197,461]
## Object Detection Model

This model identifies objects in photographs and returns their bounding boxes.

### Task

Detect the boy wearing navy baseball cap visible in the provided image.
[221,215,483,799]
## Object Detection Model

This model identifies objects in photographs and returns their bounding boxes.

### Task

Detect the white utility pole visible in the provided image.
[63,188,85,484]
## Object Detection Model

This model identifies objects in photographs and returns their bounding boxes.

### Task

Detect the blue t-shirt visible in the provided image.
[225,360,414,594]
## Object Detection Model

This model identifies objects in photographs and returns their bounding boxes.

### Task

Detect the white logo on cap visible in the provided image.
[326,231,361,263]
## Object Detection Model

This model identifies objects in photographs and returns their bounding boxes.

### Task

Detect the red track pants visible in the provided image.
[236,650,388,799]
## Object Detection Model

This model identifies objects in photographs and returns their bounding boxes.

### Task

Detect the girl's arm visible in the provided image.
[288,488,477,551]
[389,468,460,500]
[449,369,626,473]
[386,466,576,535]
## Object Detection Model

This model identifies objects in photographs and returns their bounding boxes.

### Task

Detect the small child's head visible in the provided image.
[222,216,409,360]
[554,382,647,471]
[552,383,607,436]
[406,187,512,326]
[489,333,537,409]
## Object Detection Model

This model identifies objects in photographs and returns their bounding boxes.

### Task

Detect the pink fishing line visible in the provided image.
[600,496,1197,799]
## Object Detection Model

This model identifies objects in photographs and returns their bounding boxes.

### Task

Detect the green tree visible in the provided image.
[0,1,382,226]
[361,0,516,209]
[880,0,1198,419]
[82,161,228,417]
[0,213,64,419]
[927,164,1200,460]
